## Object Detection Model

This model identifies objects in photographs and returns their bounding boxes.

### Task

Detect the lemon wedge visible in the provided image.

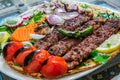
[96,34,120,54]
[0,31,10,43]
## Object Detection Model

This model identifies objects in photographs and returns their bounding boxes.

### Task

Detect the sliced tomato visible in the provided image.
[15,46,36,66]
[5,41,23,61]
[23,50,50,73]
[41,56,68,78]
[33,50,50,63]
[24,60,42,73]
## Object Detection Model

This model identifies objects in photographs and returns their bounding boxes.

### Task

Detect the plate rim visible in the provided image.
[0,1,120,80]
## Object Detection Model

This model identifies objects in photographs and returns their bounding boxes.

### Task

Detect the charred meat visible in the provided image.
[48,18,106,56]
[34,10,93,50]
[63,19,120,69]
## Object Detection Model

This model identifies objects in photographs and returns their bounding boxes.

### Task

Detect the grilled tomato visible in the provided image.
[41,56,68,78]
[3,41,23,61]
[14,46,36,66]
[24,50,50,73]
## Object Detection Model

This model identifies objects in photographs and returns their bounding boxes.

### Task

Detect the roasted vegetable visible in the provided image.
[41,56,68,78]
[14,47,29,58]
[3,41,23,61]
[14,46,36,66]
[24,50,50,73]
[24,50,40,66]
[58,26,93,38]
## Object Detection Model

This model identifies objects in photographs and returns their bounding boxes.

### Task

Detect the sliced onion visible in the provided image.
[47,14,65,25]
[57,12,79,20]
[55,8,66,13]
[46,26,54,34]
[22,41,33,46]
[44,8,53,14]
[30,34,45,40]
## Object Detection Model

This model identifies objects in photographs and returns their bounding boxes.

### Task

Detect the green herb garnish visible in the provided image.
[61,1,65,5]
[14,63,21,67]
[0,25,8,31]
[31,11,43,23]
[80,62,89,66]
[106,43,111,48]
[91,50,110,64]
[0,25,15,35]
[81,4,89,9]
[98,12,115,19]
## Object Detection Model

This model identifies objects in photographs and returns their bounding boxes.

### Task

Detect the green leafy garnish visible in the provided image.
[14,63,21,67]
[61,1,65,5]
[80,62,89,66]
[75,62,88,69]
[31,11,43,23]
[81,4,89,9]
[91,50,110,64]
[98,12,115,19]
[106,43,111,48]
[0,25,15,35]
[0,25,8,31]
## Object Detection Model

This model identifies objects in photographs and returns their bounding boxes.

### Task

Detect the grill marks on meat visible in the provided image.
[48,38,82,56]
[63,19,120,69]
[34,29,63,50]
[48,18,106,56]
[56,11,93,31]
[34,11,93,50]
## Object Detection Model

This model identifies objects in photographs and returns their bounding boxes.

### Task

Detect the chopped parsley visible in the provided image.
[91,50,110,64]
[81,4,89,9]
[98,12,115,19]
[14,63,21,67]
[106,43,111,48]
[30,11,43,23]
[61,1,65,5]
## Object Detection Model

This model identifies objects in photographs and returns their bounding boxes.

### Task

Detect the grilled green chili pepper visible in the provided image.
[58,26,93,38]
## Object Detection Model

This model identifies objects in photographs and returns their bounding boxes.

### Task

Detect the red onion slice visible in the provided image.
[57,12,79,20]
[47,14,65,25]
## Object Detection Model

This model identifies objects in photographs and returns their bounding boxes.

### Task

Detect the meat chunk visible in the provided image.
[34,10,93,50]
[63,19,120,69]
[48,18,106,56]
